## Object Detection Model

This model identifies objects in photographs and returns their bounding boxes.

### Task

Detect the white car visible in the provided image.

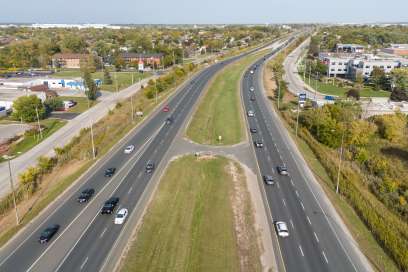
[124,145,135,154]
[249,86,255,92]
[114,208,128,225]
[275,221,289,237]
[250,70,254,74]
[247,110,254,117]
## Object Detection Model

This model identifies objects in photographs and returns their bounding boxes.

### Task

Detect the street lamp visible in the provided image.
[6,158,20,225]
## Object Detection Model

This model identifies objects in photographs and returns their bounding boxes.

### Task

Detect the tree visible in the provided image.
[11,95,46,122]
[374,113,407,143]
[346,88,360,100]
[83,70,98,100]
[390,87,408,102]
[371,66,386,91]
[354,72,365,91]
[44,97,63,113]
[103,68,113,85]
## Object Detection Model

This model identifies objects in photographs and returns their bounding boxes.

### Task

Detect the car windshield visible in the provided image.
[117,214,124,218]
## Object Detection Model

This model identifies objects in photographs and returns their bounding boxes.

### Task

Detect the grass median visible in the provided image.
[186,50,269,145]
[120,155,262,272]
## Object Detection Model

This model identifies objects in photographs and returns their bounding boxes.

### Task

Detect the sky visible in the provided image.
[0,0,406,24]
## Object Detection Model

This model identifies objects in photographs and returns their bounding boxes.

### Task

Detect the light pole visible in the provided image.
[336,127,346,194]
[277,81,281,110]
[7,159,20,225]
[295,101,300,137]
[35,106,43,139]
[90,120,96,159]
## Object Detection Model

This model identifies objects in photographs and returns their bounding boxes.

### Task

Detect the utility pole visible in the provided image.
[130,95,134,122]
[35,106,43,139]
[115,72,118,92]
[90,120,96,159]
[8,160,19,225]
[277,81,281,110]
[336,129,345,194]
[295,100,300,137]
[155,80,158,104]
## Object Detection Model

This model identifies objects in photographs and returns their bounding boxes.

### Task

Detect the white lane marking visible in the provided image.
[322,251,329,263]
[137,172,143,179]
[267,155,271,162]
[128,186,133,195]
[299,245,304,257]
[80,257,89,270]
[300,201,305,210]
[276,182,280,189]
[314,232,320,243]
[99,228,107,238]
[290,179,294,186]
[307,216,312,225]
[290,219,294,229]
[282,198,286,207]
[295,190,299,197]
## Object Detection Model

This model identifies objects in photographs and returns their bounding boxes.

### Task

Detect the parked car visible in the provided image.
[254,140,264,148]
[124,145,135,154]
[104,168,116,177]
[77,188,95,203]
[263,175,275,185]
[101,197,119,214]
[114,208,129,224]
[275,221,289,237]
[277,166,288,176]
[250,128,257,133]
[146,161,155,173]
[39,224,60,243]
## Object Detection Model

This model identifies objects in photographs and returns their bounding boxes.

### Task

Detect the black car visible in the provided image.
[146,161,155,173]
[277,166,288,176]
[254,140,264,148]
[165,116,173,125]
[104,168,116,177]
[263,175,275,185]
[250,128,257,133]
[101,197,119,214]
[77,188,95,203]
[39,224,60,243]
[250,95,256,101]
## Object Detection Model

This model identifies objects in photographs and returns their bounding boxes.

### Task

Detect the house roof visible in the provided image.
[29,84,49,92]
[121,52,164,59]
[52,53,89,60]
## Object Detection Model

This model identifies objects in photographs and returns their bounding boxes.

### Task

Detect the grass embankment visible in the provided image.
[186,50,268,145]
[7,119,66,157]
[51,70,151,92]
[302,76,390,98]
[265,54,401,271]
[120,155,261,272]
[0,64,197,247]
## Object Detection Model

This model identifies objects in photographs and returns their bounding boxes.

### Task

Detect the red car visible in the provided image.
[163,105,170,112]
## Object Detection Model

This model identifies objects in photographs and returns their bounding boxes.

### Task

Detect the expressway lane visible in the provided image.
[0,39,281,272]
[241,43,367,271]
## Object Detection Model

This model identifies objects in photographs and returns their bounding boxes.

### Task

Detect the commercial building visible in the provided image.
[52,53,90,69]
[335,44,365,53]
[381,44,408,57]
[350,59,400,79]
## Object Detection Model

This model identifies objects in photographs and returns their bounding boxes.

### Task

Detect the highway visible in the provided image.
[241,44,372,271]
[0,40,282,272]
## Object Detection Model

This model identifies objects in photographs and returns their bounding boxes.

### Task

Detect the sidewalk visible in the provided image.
[0,77,153,197]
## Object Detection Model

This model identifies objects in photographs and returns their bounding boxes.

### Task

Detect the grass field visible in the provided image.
[51,70,151,92]
[120,155,261,272]
[58,96,97,113]
[186,50,268,145]
[303,76,390,98]
[7,119,66,157]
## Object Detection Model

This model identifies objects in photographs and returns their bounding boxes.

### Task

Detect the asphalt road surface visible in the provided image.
[0,40,282,272]
[241,43,371,272]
